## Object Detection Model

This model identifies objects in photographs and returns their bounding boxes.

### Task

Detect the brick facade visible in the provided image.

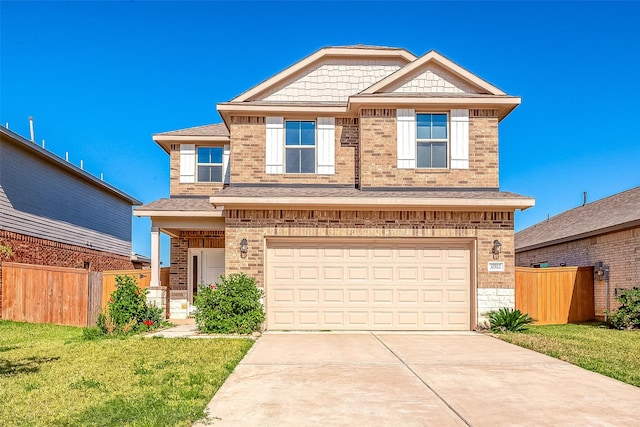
[223,209,514,290]
[169,144,225,196]
[228,116,357,186]
[0,230,133,317]
[359,109,499,188]
[516,226,640,317]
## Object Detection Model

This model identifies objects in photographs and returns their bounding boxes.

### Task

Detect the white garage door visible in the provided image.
[266,240,471,331]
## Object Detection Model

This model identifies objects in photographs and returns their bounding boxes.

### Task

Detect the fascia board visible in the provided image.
[210,196,535,211]
[361,51,507,96]
[230,47,417,103]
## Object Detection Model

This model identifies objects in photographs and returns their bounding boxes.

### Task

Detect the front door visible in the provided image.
[189,248,225,307]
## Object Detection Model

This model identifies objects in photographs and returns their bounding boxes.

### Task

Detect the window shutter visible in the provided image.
[317,117,335,175]
[265,117,284,174]
[179,144,195,183]
[397,109,416,169]
[223,144,230,184]
[450,109,469,169]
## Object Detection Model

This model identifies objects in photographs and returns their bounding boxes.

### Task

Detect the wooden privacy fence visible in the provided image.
[101,269,151,309]
[515,266,595,325]
[1,262,97,327]
[2,263,170,327]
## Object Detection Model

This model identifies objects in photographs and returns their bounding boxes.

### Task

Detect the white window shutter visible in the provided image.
[223,144,230,184]
[450,109,469,169]
[397,109,416,169]
[179,144,196,183]
[265,117,284,174]
[317,117,335,175]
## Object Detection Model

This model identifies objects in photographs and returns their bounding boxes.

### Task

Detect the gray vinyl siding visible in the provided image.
[0,139,133,256]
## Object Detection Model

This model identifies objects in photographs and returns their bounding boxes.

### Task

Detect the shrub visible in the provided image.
[194,273,265,334]
[606,288,640,330]
[487,307,533,333]
[97,275,165,335]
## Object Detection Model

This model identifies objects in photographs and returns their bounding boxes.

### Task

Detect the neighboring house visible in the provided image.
[515,186,640,318]
[0,126,142,315]
[136,45,534,330]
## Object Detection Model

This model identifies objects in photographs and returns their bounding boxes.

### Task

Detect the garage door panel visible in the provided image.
[372,289,393,304]
[323,289,344,303]
[273,266,294,281]
[398,290,419,304]
[298,289,319,303]
[348,289,368,304]
[397,267,418,281]
[347,267,368,280]
[274,289,294,303]
[322,267,344,280]
[372,267,393,280]
[267,241,471,331]
[324,311,345,326]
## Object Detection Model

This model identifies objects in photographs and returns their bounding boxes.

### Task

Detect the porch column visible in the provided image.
[148,226,166,312]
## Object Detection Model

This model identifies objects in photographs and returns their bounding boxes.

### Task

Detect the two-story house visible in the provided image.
[0,126,141,315]
[136,45,534,330]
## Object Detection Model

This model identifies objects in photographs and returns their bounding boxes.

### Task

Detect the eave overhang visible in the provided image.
[210,195,535,212]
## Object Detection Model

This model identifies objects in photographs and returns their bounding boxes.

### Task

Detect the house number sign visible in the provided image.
[487,262,505,272]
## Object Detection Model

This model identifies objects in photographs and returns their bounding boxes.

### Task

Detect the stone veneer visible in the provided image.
[477,288,516,326]
[516,226,640,318]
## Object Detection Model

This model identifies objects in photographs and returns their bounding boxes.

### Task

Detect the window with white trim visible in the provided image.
[197,147,223,182]
[285,120,316,173]
[416,113,448,168]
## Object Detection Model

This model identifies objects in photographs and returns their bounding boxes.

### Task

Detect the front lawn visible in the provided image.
[496,323,640,387]
[0,320,253,426]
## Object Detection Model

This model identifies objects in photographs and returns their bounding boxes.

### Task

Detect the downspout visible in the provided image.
[604,265,610,322]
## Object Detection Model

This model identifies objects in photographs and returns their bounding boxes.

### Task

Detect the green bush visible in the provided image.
[194,273,265,334]
[97,275,164,335]
[487,307,533,333]
[606,288,640,330]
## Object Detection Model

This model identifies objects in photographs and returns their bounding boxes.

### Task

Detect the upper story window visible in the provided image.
[197,147,223,182]
[285,120,316,173]
[416,113,448,168]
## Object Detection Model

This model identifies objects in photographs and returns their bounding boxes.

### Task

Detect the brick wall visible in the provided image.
[223,209,515,291]
[359,109,499,188]
[169,144,225,196]
[228,116,357,185]
[0,230,133,317]
[516,226,640,316]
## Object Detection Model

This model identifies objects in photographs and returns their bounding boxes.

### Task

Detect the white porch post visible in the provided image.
[148,226,166,313]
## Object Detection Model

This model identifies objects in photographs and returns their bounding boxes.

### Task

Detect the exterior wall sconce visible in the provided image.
[240,238,248,258]
[491,240,502,259]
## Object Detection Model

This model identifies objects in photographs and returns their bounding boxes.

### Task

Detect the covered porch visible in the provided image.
[134,197,225,319]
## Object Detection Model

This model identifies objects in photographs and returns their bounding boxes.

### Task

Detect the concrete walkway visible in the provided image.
[194,332,640,426]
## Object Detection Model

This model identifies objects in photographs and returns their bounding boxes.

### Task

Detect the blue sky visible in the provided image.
[2,1,639,265]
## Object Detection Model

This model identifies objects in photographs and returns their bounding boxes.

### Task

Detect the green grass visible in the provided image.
[496,323,640,387]
[0,320,253,426]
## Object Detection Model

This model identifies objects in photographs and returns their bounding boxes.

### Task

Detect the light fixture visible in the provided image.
[491,240,502,259]
[240,238,248,258]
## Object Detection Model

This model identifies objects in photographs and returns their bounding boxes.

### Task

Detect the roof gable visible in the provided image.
[361,50,506,96]
[515,186,640,251]
[231,46,417,103]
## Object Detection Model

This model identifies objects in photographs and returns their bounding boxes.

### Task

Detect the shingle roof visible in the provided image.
[515,186,640,251]
[156,123,229,137]
[213,186,530,200]
[136,197,219,212]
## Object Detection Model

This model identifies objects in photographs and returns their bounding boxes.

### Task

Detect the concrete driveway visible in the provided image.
[195,332,640,426]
